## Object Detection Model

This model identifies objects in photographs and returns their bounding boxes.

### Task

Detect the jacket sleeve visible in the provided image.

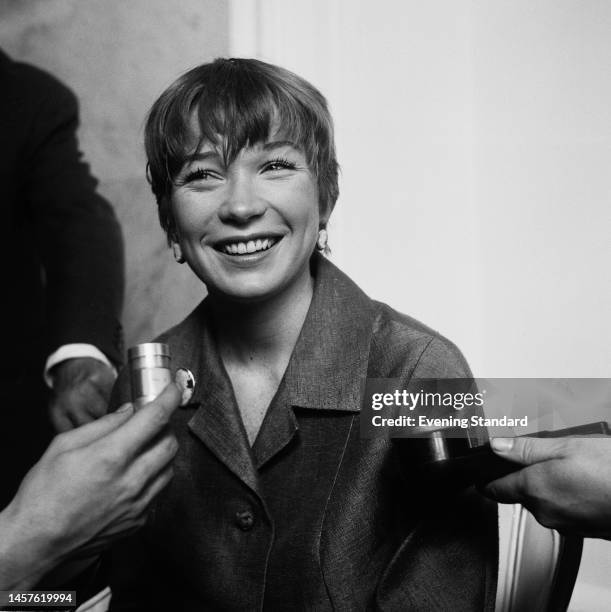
[410,335,488,445]
[378,335,498,611]
[24,70,124,366]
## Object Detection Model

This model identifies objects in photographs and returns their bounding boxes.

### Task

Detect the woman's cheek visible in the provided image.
[172,193,214,237]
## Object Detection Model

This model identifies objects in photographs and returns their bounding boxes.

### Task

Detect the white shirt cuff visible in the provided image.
[44,344,117,388]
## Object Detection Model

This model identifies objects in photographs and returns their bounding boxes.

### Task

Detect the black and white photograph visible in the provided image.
[1,1,610,610]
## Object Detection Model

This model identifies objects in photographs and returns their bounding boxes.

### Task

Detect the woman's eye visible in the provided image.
[263,158,297,172]
[185,168,216,182]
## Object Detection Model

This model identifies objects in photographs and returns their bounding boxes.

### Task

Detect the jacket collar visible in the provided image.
[283,253,375,412]
[185,306,259,491]
[183,253,375,491]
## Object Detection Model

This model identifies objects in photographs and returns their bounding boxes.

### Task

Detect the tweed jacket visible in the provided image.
[107,254,497,611]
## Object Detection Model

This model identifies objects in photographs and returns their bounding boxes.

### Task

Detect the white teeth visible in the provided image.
[221,237,278,255]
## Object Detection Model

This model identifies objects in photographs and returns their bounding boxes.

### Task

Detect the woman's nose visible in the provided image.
[218,176,266,224]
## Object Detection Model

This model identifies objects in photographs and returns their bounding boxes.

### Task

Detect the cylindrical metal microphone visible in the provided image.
[128,342,172,409]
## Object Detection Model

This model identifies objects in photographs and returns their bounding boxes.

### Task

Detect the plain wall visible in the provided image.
[231,0,611,608]
[0,0,228,347]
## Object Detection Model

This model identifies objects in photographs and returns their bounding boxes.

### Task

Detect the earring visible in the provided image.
[172,242,185,264]
[316,228,328,252]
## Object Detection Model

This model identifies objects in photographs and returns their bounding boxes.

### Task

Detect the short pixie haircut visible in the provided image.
[144,58,339,241]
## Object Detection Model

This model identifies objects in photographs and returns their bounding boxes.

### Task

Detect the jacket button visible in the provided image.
[235,510,255,531]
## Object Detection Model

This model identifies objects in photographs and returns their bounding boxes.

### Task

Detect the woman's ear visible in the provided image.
[172,241,185,264]
[316,228,328,252]
[319,197,334,228]
[316,199,332,253]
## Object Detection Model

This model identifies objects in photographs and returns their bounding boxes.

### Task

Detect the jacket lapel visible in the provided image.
[284,254,375,413]
[188,383,260,495]
[168,302,261,495]
[253,254,375,470]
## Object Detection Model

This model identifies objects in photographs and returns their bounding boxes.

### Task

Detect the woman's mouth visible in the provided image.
[219,237,280,256]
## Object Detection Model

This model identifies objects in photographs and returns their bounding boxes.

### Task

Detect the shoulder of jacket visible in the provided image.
[369,300,471,379]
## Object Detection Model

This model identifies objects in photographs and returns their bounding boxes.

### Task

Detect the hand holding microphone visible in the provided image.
[482,435,611,539]
[0,383,181,590]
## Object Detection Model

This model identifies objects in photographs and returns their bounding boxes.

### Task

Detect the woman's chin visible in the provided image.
[192,242,314,305]
[206,275,283,304]
[207,270,311,305]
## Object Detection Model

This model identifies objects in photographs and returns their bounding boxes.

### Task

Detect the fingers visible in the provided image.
[49,382,111,432]
[50,407,74,433]
[50,403,134,451]
[86,362,116,396]
[138,464,175,509]
[66,400,96,428]
[106,384,181,459]
[82,382,112,419]
[490,436,568,466]
[90,460,176,550]
[52,402,91,430]
[481,469,529,504]
[83,516,149,555]
[124,432,178,496]
[84,465,175,551]
[88,360,115,378]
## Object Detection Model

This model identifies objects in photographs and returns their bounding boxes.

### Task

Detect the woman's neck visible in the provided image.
[208,267,314,372]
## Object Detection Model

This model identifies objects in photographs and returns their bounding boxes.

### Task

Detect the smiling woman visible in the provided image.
[107,58,498,610]
[170,139,320,303]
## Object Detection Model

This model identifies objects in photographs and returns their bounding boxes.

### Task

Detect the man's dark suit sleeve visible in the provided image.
[24,70,124,365]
